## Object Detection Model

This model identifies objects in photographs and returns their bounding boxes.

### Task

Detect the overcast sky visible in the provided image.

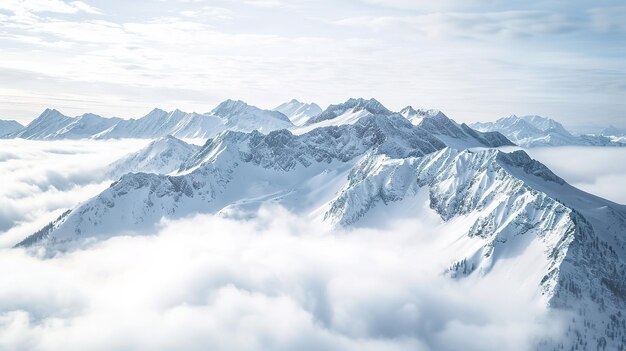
[0,0,625,129]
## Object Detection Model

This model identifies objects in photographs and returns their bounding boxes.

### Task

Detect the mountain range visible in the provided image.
[5,100,623,149]
[470,115,623,147]
[9,98,626,350]
[3,100,294,140]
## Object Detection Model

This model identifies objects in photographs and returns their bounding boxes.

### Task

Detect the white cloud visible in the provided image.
[244,0,284,8]
[0,205,566,350]
[0,0,100,15]
[524,146,626,205]
[334,11,579,39]
[180,6,233,19]
[0,139,149,247]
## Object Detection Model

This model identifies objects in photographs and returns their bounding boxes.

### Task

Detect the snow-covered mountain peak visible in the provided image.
[211,99,253,117]
[273,99,323,126]
[496,149,565,184]
[0,119,24,137]
[402,109,514,148]
[140,107,170,121]
[400,106,452,130]
[33,108,67,122]
[346,97,389,114]
[305,98,391,126]
[209,99,293,133]
[521,115,569,134]
[107,135,200,178]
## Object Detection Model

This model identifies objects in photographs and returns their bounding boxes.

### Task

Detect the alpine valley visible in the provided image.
[6,98,626,351]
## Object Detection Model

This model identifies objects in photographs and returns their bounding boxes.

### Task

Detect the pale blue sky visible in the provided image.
[0,0,625,130]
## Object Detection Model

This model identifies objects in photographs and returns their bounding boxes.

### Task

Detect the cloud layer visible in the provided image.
[0,206,564,351]
[0,139,149,247]
[525,146,626,205]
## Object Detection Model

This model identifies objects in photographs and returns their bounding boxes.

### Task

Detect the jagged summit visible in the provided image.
[399,106,445,124]
[396,108,514,148]
[306,98,391,125]
[32,108,67,122]
[209,99,293,132]
[211,99,251,117]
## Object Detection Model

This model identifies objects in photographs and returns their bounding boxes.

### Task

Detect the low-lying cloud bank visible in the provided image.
[0,206,564,351]
[524,146,626,205]
[0,139,149,247]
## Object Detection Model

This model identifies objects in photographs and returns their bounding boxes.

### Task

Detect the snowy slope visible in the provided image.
[0,119,23,137]
[211,99,294,133]
[106,135,200,178]
[471,115,623,147]
[273,99,322,126]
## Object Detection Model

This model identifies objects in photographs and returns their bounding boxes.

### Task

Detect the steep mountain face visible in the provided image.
[273,99,322,126]
[211,99,293,133]
[0,119,23,137]
[106,135,200,178]
[400,106,514,148]
[471,115,623,147]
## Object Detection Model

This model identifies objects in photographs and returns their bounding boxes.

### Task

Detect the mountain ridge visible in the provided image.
[471,115,623,147]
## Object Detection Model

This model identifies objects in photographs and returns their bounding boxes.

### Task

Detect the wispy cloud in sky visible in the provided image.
[0,0,624,129]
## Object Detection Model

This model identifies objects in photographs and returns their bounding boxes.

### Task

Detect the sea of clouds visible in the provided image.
[2,139,619,350]
[0,207,565,351]
[0,139,150,247]
[525,146,626,205]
